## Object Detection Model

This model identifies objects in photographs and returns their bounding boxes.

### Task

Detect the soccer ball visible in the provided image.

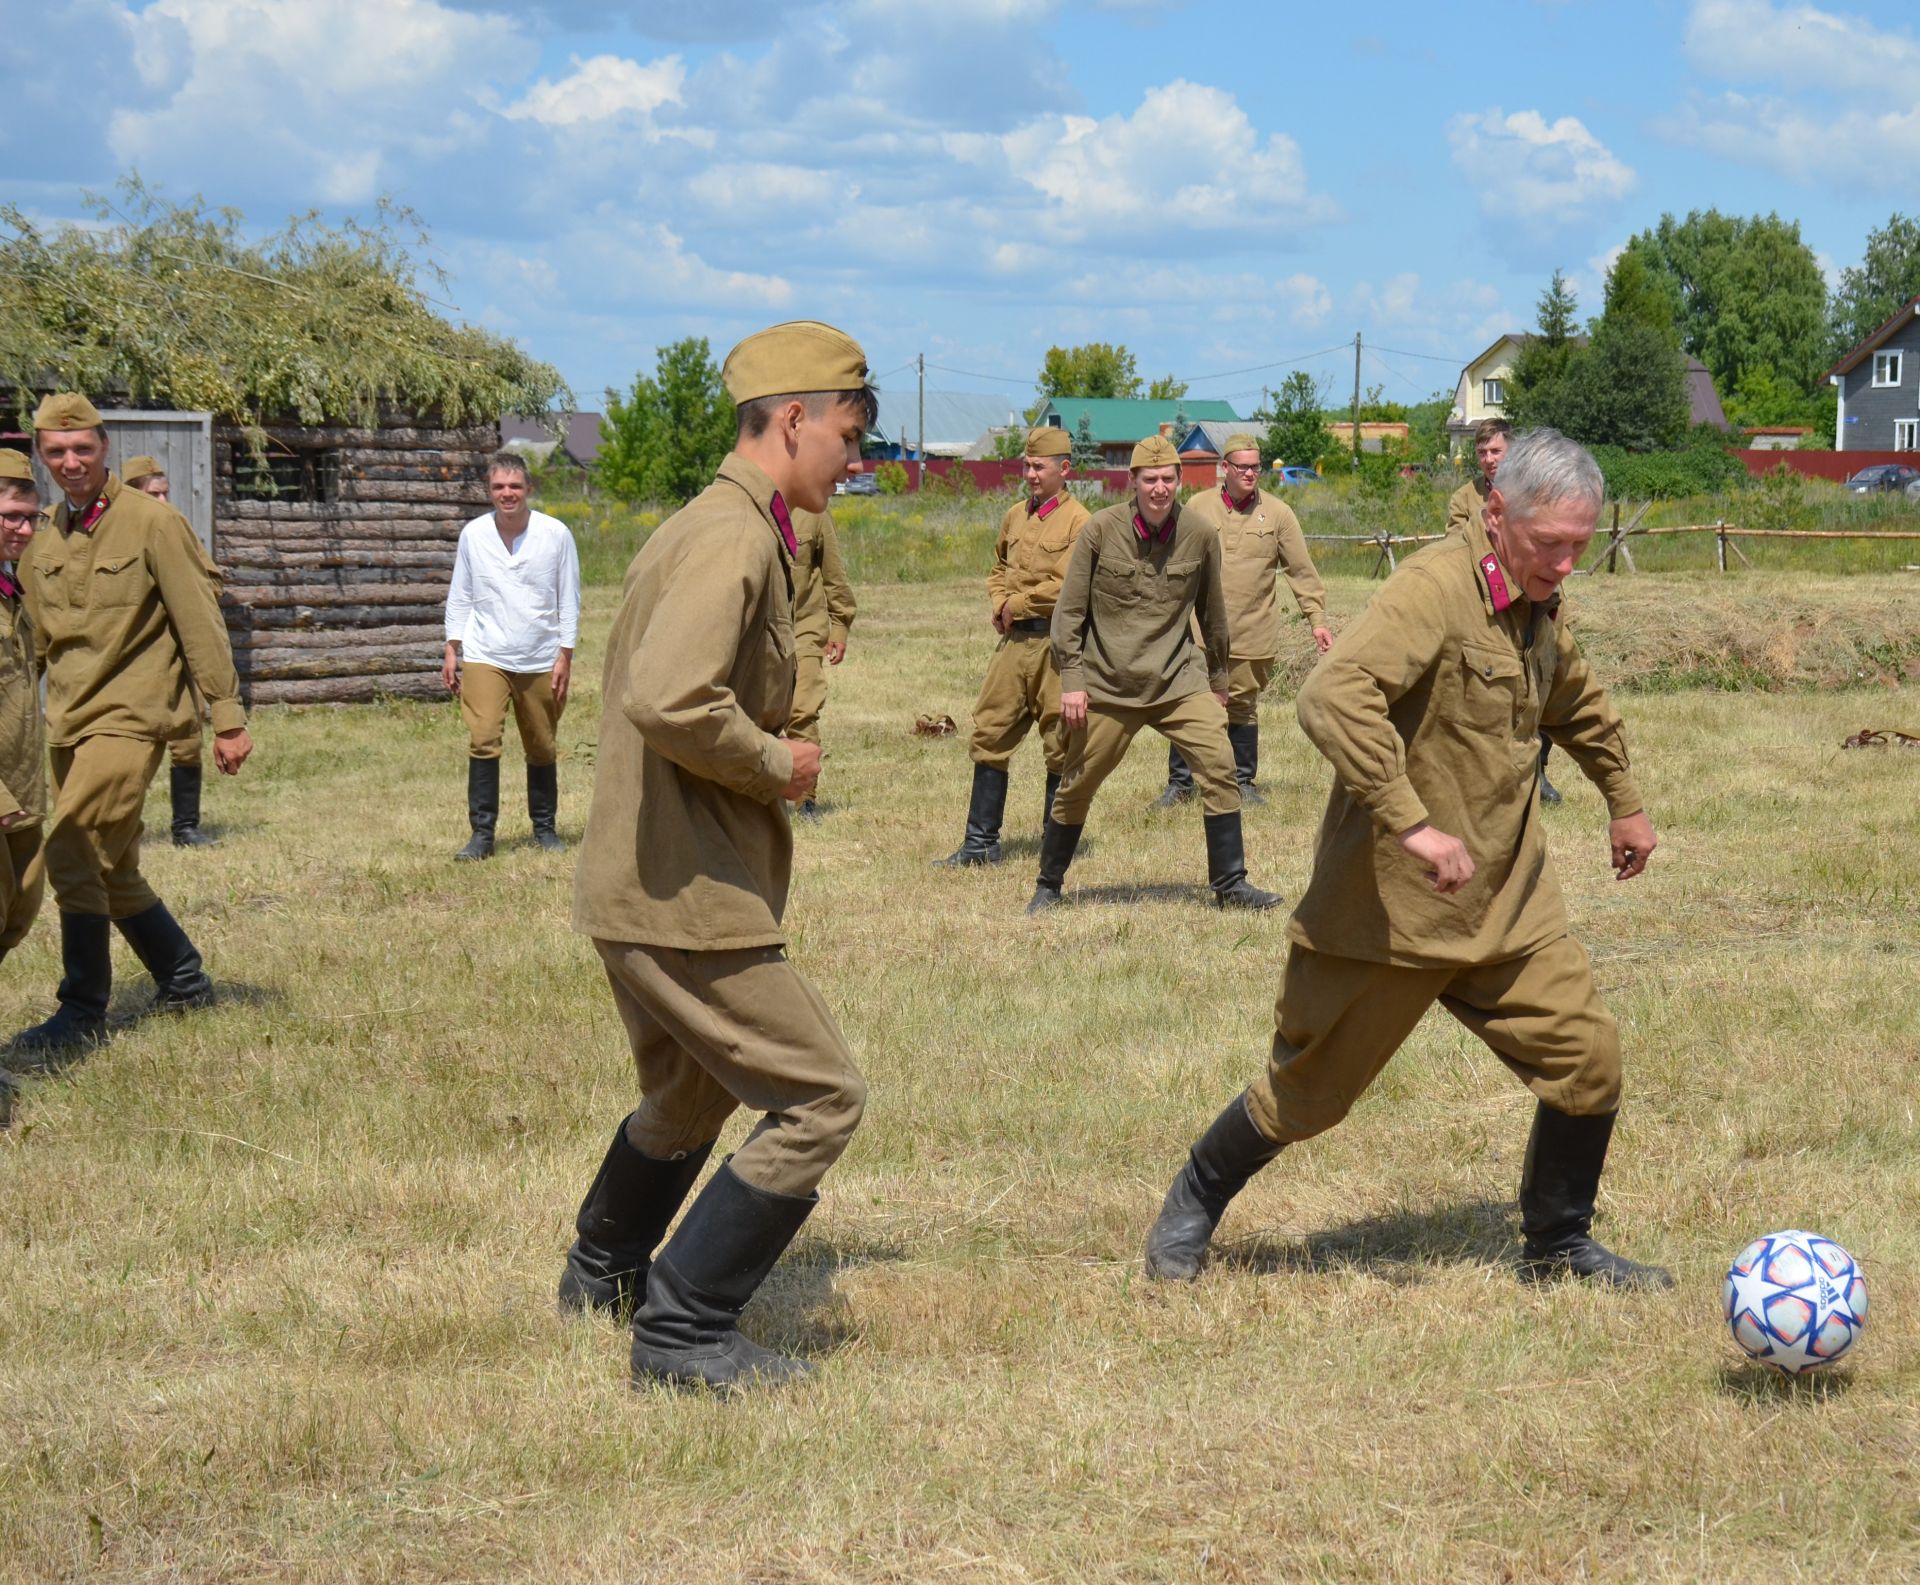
[1724,1230,1867,1376]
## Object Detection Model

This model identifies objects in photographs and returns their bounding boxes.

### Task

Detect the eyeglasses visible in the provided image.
[0,511,37,530]
[1224,461,1262,474]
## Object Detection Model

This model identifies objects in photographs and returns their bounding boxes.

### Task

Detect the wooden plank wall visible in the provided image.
[214,417,495,705]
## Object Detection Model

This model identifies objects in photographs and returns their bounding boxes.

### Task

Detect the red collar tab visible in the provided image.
[1028,494,1059,520]
[1480,552,1513,612]
[1222,486,1255,513]
[70,494,109,535]
[0,567,17,600]
[769,491,798,557]
[1134,510,1172,543]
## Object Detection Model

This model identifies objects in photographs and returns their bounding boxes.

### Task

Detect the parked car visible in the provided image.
[1905,475,1920,503]
[1274,466,1322,487]
[1844,464,1920,494]
[836,472,880,496]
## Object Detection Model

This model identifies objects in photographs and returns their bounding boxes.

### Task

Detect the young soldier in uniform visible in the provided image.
[443,451,581,858]
[14,394,253,1055]
[1145,429,1671,1292]
[564,321,876,1393]
[1154,433,1333,809]
[785,504,854,821]
[122,456,221,847]
[1030,435,1283,915]
[936,426,1089,866]
[0,450,47,967]
[1446,418,1559,802]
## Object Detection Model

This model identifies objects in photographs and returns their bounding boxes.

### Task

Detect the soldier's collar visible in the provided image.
[1028,492,1062,519]
[715,452,793,560]
[1471,518,1519,615]
[1133,501,1177,543]
[1221,485,1257,513]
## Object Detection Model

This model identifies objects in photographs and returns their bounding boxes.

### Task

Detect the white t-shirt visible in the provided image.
[444,509,581,673]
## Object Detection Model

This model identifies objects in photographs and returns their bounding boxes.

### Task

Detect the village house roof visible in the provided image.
[1034,396,1244,445]
[1825,296,1920,380]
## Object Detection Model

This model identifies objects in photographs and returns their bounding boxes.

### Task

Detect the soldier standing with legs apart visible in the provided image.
[122,456,221,847]
[443,451,581,858]
[785,504,854,821]
[1029,435,1283,915]
[1154,434,1332,810]
[1145,430,1671,1291]
[564,322,875,1393]
[12,395,253,1056]
[937,426,1089,866]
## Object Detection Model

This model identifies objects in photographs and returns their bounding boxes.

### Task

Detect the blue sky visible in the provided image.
[5,0,1917,418]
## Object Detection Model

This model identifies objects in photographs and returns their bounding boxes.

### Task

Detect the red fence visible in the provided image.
[853,459,1134,495]
[1735,450,1914,482]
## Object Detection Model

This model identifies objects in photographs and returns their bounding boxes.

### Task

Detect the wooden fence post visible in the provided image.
[1606,502,1620,574]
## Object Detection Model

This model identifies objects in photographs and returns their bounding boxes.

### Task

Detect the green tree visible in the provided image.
[1070,412,1102,471]
[1565,252,1690,451]
[1830,212,1920,355]
[595,337,735,504]
[1038,342,1141,398]
[1624,210,1827,394]
[1259,371,1332,469]
[1146,374,1188,400]
[1505,270,1583,434]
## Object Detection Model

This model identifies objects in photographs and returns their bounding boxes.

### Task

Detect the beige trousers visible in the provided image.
[1225,656,1276,726]
[788,652,829,747]
[0,823,45,956]
[1052,691,1240,823]
[969,630,1067,775]
[461,662,560,765]
[45,736,165,918]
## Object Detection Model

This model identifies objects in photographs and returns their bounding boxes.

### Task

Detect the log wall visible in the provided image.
[214,415,495,705]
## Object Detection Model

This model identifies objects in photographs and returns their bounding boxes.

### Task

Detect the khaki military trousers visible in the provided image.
[461,662,560,765]
[594,939,867,1199]
[1225,656,1276,727]
[168,730,203,769]
[969,629,1067,775]
[0,823,46,957]
[1245,938,1623,1145]
[45,735,166,919]
[788,651,828,747]
[1052,690,1240,823]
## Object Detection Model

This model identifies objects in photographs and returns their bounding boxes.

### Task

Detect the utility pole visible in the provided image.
[1351,332,1363,469]
[917,352,926,487]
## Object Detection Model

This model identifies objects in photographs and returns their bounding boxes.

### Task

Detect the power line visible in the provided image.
[1370,343,1472,366]
[924,361,1031,386]
[1176,342,1352,386]
[870,361,916,385]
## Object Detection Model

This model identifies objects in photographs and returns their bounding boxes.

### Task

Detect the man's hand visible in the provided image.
[1060,689,1089,731]
[825,640,847,666]
[442,642,461,693]
[1213,688,1230,709]
[0,810,26,831]
[1311,625,1334,654]
[213,727,253,776]
[992,602,1011,635]
[1609,809,1657,881]
[551,651,572,712]
[782,740,823,802]
[1399,821,1474,895]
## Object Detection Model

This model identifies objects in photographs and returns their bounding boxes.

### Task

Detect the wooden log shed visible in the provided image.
[214,407,495,706]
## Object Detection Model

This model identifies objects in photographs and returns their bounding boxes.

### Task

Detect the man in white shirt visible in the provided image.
[442,451,582,860]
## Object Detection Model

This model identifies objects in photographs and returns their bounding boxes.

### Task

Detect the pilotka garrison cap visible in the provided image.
[121,455,162,485]
[0,449,34,482]
[1025,425,1071,458]
[33,392,104,431]
[1129,434,1180,470]
[1221,432,1262,457]
[722,321,869,404]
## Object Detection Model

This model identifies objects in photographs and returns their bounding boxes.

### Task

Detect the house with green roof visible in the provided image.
[1032,396,1244,466]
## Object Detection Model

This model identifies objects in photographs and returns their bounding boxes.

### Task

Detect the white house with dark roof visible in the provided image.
[1827,297,1920,452]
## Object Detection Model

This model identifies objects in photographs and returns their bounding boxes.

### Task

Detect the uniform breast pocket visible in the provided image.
[1160,558,1202,599]
[1037,524,1074,558]
[27,558,65,606]
[1450,641,1524,736]
[1093,561,1140,603]
[92,557,143,607]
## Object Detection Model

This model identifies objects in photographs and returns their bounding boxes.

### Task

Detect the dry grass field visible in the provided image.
[2,569,1918,1582]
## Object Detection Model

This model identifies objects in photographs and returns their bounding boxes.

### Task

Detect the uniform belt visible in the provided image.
[1007,617,1050,635]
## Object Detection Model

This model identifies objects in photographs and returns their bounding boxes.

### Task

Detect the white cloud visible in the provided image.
[571,219,794,310]
[687,163,846,214]
[1354,272,1422,324]
[1448,108,1636,231]
[504,54,686,128]
[1683,0,1920,91]
[1277,273,1332,327]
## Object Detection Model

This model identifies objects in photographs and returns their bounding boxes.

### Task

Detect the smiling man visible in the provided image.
[16,394,252,1055]
[565,321,877,1394]
[1145,428,1671,1293]
[1030,434,1283,915]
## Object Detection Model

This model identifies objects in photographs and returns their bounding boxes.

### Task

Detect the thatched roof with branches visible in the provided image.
[0,179,567,435]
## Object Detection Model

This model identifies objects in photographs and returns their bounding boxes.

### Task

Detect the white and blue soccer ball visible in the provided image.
[1724,1230,1867,1376]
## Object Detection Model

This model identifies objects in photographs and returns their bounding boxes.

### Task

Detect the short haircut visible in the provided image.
[0,478,38,502]
[486,450,531,483]
[736,384,881,441]
[1494,428,1604,523]
[1473,417,1514,447]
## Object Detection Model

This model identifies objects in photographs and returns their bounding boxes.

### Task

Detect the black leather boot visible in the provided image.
[1026,817,1083,914]
[1145,1092,1286,1281]
[1042,771,1061,835]
[115,901,215,1012]
[1203,811,1283,910]
[559,1122,713,1317]
[454,757,498,861]
[935,763,1009,867]
[1228,722,1266,807]
[1538,737,1562,805]
[10,913,112,1058]
[527,762,566,852]
[1153,743,1196,809]
[169,763,217,847]
[629,1159,818,1393]
[1517,1103,1673,1289]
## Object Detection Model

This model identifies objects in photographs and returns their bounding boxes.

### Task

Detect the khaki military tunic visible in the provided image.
[969,489,1090,772]
[1241,514,1643,1144]
[787,507,855,748]
[0,572,45,953]
[1182,486,1327,659]
[1048,502,1239,821]
[1445,479,1489,537]
[572,453,863,1198]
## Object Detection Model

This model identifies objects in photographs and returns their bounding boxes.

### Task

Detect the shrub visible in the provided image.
[875,461,909,495]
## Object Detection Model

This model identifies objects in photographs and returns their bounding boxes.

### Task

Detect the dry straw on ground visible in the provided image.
[2,572,1916,1582]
